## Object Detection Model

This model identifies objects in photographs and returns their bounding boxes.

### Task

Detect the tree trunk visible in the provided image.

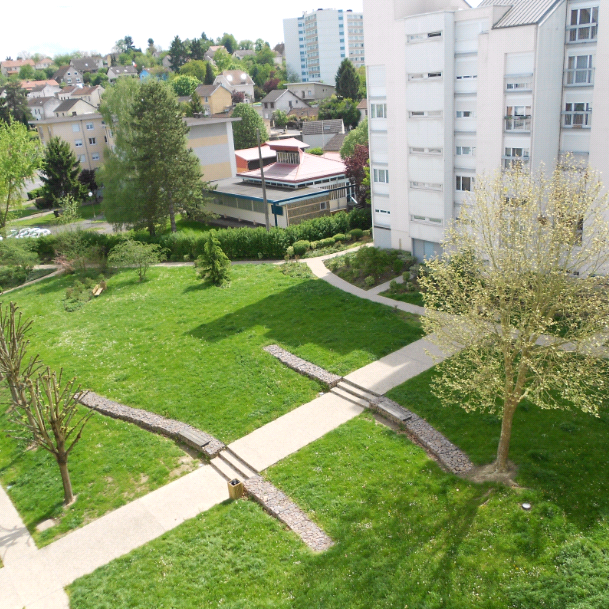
[2,181,13,229]
[169,200,177,233]
[495,400,517,473]
[56,456,74,505]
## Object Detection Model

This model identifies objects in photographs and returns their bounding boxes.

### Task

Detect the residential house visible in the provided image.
[25,81,61,97]
[271,51,284,66]
[184,116,241,181]
[71,86,104,108]
[1,59,35,77]
[194,83,232,115]
[34,58,53,70]
[209,138,352,227]
[28,97,61,120]
[357,98,367,121]
[233,50,255,60]
[302,119,345,149]
[70,57,103,73]
[204,46,227,63]
[214,70,255,101]
[107,65,138,82]
[35,113,111,171]
[260,89,311,120]
[286,82,336,102]
[235,145,277,173]
[53,98,97,117]
[53,66,83,85]
[287,107,319,121]
[58,86,81,100]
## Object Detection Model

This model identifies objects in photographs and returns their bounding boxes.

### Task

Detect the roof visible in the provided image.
[287,107,318,119]
[205,46,225,57]
[478,0,563,28]
[233,50,255,58]
[34,113,103,125]
[219,70,254,85]
[53,66,74,79]
[260,89,288,103]
[324,133,346,152]
[54,98,96,113]
[183,117,242,127]
[238,150,346,184]
[72,86,101,96]
[235,145,276,162]
[195,84,225,97]
[286,82,335,88]
[28,96,57,107]
[60,85,80,94]
[70,58,101,72]
[302,119,344,136]
[357,98,367,109]
[108,66,137,76]
[22,80,59,91]
[212,177,338,204]
[1,59,34,69]
[267,138,309,151]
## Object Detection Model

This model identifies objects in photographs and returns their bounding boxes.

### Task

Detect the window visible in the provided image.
[456,175,474,191]
[409,110,442,118]
[563,102,592,127]
[370,103,387,118]
[86,122,94,130]
[410,181,443,191]
[456,110,474,118]
[506,81,532,90]
[88,137,96,145]
[407,31,443,43]
[456,74,477,80]
[408,72,443,81]
[104,135,108,143]
[72,124,80,132]
[503,147,530,168]
[456,146,476,156]
[66,79,72,84]
[75,139,83,147]
[409,147,443,155]
[566,55,593,84]
[277,151,300,164]
[91,153,100,161]
[79,155,86,163]
[568,7,599,42]
[373,169,389,183]
[320,202,328,210]
[411,215,443,225]
[505,106,531,131]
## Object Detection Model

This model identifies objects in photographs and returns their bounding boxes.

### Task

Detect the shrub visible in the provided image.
[292,240,310,256]
[333,233,346,242]
[348,207,372,231]
[362,229,371,237]
[392,259,404,275]
[310,241,318,250]
[108,240,166,282]
[349,228,364,241]
[285,246,294,260]
[0,241,38,275]
[320,237,335,248]
[63,276,105,312]
[364,275,375,288]
[195,232,231,286]
[389,279,399,290]
[307,147,324,156]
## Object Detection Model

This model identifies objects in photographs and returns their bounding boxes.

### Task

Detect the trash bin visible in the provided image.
[228,478,243,500]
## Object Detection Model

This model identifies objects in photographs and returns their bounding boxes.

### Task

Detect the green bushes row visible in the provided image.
[31,208,372,262]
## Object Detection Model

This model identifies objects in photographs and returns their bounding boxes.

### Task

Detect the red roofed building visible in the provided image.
[208,138,355,227]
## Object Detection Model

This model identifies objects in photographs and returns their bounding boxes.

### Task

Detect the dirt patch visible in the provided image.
[465,462,520,486]
[169,451,198,479]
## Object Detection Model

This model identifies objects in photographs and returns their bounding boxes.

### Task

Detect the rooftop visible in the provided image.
[235,145,276,162]
[218,70,254,85]
[479,0,563,28]
[302,119,344,136]
[34,113,103,125]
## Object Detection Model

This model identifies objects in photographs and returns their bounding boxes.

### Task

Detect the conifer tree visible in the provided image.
[335,59,360,101]
[204,61,215,85]
[40,137,83,206]
[168,35,187,71]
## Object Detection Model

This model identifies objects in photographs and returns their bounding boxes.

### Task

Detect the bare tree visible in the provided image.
[420,161,609,475]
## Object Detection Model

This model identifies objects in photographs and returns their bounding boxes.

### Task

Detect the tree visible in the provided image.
[180,59,206,82]
[195,232,231,286]
[239,40,254,50]
[168,36,187,71]
[231,103,268,150]
[213,48,237,72]
[190,91,205,116]
[344,145,369,206]
[189,38,205,61]
[124,35,136,52]
[254,39,267,52]
[18,64,35,80]
[0,303,92,505]
[0,121,42,229]
[357,65,367,100]
[231,91,245,105]
[263,77,280,93]
[340,118,368,159]
[318,95,360,130]
[335,59,360,100]
[40,137,83,206]
[273,109,288,129]
[0,82,31,125]
[218,33,238,55]
[171,74,199,97]
[147,38,155,54]
[108,240,166,281]
[78,168,98,196]
[420,162,609,475]
[204,61,215,85]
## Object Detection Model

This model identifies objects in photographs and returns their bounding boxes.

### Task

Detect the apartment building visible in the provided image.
[284,8,365,84]
[364,0,608,259]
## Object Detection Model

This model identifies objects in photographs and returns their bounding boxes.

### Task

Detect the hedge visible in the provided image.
[32,208,372,262]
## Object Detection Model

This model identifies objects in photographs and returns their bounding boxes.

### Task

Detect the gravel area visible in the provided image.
[244,475,334,552]
[77,391,225,457]
[264,345,342,388]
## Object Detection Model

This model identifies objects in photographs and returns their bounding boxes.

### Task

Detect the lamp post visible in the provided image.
[88,191,97,220]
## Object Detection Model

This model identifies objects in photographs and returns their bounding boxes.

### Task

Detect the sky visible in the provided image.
[2,0,482,61]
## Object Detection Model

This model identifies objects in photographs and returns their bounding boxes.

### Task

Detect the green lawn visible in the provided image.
[1,264,422,543]
[9,204,100,228]
[380,287,425,307]
[69,413,609,608]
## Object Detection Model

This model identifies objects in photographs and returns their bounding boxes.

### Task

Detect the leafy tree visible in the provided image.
[0,82,31,125]
[195,232,231,286]
[357,65,367,99]
[256,46,276,66]
[168,35,187,71]
[231,103,268,150]
[239,40,254,50]
[171,74,199,97]
[344,144,369,206]
[90,72,109,87]
[254,39,267,52]
[53,53,72,67]
[420,162,609,475]
[263,78,280,93]
[218,33,238,55]
[231,91,245,105]
[108,240,166,281]
[340,119,368,159]
[56,194,81,225]
[189,38,205,61]
[318,95,360,129]
[273,109,288,129]
[18,64,35,80]
[204,61,215,85]
[124,35,136,51]
[179,60,206,82]
[147,38,155,54]
[0,121,42,229]
[40,137,83,206]
[213,48,238,72]
[78,168,98,198]
[335,59,360,100]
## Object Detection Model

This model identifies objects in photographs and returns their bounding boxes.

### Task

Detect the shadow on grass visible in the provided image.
[388,367,609,531]
[187,279,424,361]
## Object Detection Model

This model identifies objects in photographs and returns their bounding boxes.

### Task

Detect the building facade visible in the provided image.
[284,8,365,84]
[364,0,608,259]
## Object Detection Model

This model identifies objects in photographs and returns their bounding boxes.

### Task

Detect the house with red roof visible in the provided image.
[207,138,355,227]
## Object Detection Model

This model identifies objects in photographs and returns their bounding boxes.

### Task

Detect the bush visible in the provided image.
[389,279,399,290]
[285,246,294,260]
[0,241,38,275]
[349,228,364,241]
[307,147,324,156]
[392,259,404,275]
[310,241,318,250]
[108,240,166,282]
[364,275,375,288]
[333,234,346,242]
[362,229,371,237]
[348,207,372,231]
[292,240,310,256]
[319,237,335,248]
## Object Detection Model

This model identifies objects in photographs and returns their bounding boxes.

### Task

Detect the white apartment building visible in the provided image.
[284,8,365,84]
[364,0,609,260]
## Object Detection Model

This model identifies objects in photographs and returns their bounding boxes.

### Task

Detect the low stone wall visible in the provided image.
[244,476,334,552]
[371,396,474,475]
[77,391,225,458]
[264,345,342,388]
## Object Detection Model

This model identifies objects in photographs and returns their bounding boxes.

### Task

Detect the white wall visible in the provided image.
[284,18,302,80]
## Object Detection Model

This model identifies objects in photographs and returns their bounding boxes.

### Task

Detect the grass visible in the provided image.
[0,405,194,546]
[68,412,609,608]
[380,286,425,307]
[0,267,56,291]
[9,204,100,228]
[300,237,372,259]
[159,214,213,234]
